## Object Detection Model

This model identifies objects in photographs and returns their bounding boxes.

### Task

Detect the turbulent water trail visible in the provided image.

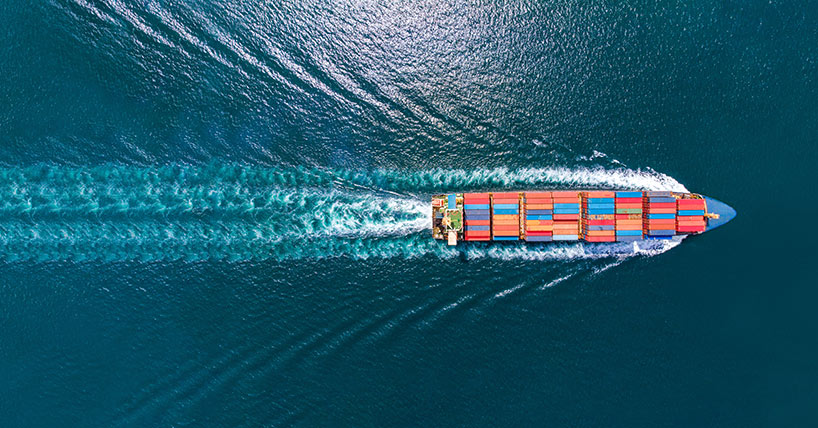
[0,163,686,261]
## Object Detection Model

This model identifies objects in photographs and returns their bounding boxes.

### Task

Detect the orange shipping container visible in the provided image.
[615,219,643,226]
[525,204,553,209]
[584,191,616,198]
[492,214,519,220]
[525,192,552,198]
[584,230,615,236]
[646,208,676,214]
[526,226,553,232]
[551,191,579,198]
[493,230,519,236]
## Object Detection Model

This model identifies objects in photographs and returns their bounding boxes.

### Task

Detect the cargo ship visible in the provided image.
[431,191,735,245]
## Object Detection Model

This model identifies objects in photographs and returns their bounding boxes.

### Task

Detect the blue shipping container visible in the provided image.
[615,230,642,236]
[493,236,519,241]
[493,203,518,209]
[525,236,553,242]
[587,209,615,215]
[526,209,553,215]
[465,215,489,221]
[616,191,643,198]
[554,208,580,214]
[677,210,705,216]
[493,209,519,215]
[553,234,580,241]
[648,197,675,203]
[616,235,643,242]
[464,209,489,215]
[554,203,580,209]
[585,198,615,204]
[647,230,676,236]
[464,204,490,210]
[647,213,676,219]
[465,225,489,231]
[587,225,615,231]
[448,194,456,209]
[526,215,553,221]
[584,203,615,209]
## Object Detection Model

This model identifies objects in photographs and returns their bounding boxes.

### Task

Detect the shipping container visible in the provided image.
[525,236,553,242]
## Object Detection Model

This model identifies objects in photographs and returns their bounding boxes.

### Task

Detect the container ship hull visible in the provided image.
[431,191,735,245]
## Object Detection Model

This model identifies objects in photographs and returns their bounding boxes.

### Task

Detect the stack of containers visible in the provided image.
[463,193,490,241]
[523,192,553,242]
[491,192,521,241]
[551,191,580,240]
[581,191,616,242]
[614,191,644,242]
[643,191,677,238]
[676,198,706,233]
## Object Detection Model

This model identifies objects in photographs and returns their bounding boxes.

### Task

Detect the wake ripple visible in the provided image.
[0,164,686,262]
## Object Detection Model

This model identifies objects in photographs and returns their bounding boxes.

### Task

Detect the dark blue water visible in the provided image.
[2,1,817,426]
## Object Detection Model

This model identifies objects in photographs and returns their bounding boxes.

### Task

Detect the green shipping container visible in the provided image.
[616,208,643,214]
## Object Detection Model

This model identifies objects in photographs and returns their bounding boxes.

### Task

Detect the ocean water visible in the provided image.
[1,0,817,426]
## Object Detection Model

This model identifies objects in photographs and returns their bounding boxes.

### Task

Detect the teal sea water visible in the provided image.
[1,1,817,426]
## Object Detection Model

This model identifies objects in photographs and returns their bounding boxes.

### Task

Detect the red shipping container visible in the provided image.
[464,199,490,204]
[525,198,553,204]
[463,193,489,199]
[492,192,518,199]
[492,224,519,231]
[647,208,676,214]
[465,220,490,226]
[464,232,490,239]
[583,219,615,225]
[676,225,706,233]
[676,218,705,223]
[677,199,705,207]
[552,214,579,221]
[644,202,676,209]
[525,231,553,236]
[615,214,642,219]
[551,191,579,197]
[585,236,616,242]
[615,197,643,203]
[464,237,490,242]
